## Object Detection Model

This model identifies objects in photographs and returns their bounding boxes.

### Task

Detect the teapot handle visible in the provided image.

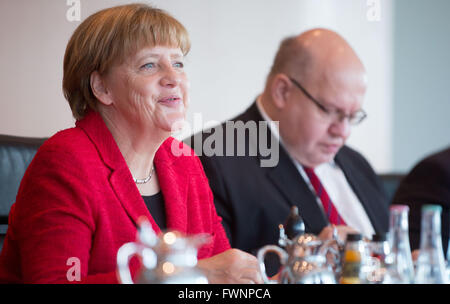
[116,242,140,284]
[256,245,288,284]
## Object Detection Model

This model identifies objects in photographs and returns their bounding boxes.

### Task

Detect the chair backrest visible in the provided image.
[0,134,47,250]
[378,173,405,202]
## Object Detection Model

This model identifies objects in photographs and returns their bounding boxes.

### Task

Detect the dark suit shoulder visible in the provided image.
[411,147,450,178]
[393,147,450,205]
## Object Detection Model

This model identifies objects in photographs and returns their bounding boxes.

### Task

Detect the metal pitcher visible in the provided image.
[117,217,210,284]
[257,224,342,284]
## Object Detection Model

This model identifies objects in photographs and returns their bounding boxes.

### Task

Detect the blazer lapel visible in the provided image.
[109,166,160,234]
[335,149,387,233]
[76,111,160,234]
[153,138,188,234]
[265,147,328,234]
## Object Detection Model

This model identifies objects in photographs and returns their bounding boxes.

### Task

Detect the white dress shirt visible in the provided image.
[256,97,375,238]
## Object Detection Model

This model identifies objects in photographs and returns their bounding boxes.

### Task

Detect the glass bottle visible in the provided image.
[447,237,450,282]
[339,233,364,284]
[385,205,415,284]
[414,205,447,284]
[369,233,392,283]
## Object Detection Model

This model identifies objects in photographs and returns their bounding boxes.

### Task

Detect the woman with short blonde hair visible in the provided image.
[0,3,262,284]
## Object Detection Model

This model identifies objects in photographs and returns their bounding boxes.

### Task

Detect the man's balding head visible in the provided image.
[261,28,368,168]
[267,28,366,86]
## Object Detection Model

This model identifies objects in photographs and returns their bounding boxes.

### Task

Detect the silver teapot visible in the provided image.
[117,217,210,284]
[257,224,343,284]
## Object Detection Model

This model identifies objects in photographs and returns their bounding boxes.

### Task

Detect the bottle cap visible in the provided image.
[390,204,409,212]
[371,233,387,242]
[346,233,362,242]
[422,204,442,213]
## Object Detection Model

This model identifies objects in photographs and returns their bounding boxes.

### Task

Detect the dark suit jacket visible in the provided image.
[187,102,389,274]
[393,147,450,256]
[0,111,229,283]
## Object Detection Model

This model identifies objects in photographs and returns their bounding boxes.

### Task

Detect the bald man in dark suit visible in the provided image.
[187,29,389,275]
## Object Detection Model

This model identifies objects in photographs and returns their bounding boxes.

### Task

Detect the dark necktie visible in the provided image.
[303,167,347,225]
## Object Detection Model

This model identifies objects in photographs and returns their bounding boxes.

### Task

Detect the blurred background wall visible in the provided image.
[392,0,450,172]
[0,0,448,174]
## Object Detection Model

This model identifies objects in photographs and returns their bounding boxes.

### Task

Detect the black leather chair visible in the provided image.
[378,173,405,202]
[0,134,47,251]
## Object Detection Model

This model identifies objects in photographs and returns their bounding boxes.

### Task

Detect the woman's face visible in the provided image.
[102,46,189,134]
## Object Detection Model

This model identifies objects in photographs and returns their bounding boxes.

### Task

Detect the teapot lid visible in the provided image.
[283,206,305,239]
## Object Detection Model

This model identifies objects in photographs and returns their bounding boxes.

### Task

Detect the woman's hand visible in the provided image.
[197,248,264,284]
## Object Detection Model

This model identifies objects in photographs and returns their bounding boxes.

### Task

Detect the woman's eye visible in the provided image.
[141,62,155,69]
[173,62,184,68]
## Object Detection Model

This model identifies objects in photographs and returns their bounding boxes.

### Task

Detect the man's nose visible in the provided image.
[329,117,351,138]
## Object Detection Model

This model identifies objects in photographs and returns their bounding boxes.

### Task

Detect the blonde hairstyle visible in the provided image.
[63,3,191,120]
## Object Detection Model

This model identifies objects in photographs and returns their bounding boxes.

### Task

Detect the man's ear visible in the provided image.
[90,71,113,106]
[270,74,291,109]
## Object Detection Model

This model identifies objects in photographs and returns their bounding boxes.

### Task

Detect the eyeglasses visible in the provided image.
[288,76,367,126]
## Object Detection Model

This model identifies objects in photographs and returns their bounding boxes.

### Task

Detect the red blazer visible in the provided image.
[0,111,230,283]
